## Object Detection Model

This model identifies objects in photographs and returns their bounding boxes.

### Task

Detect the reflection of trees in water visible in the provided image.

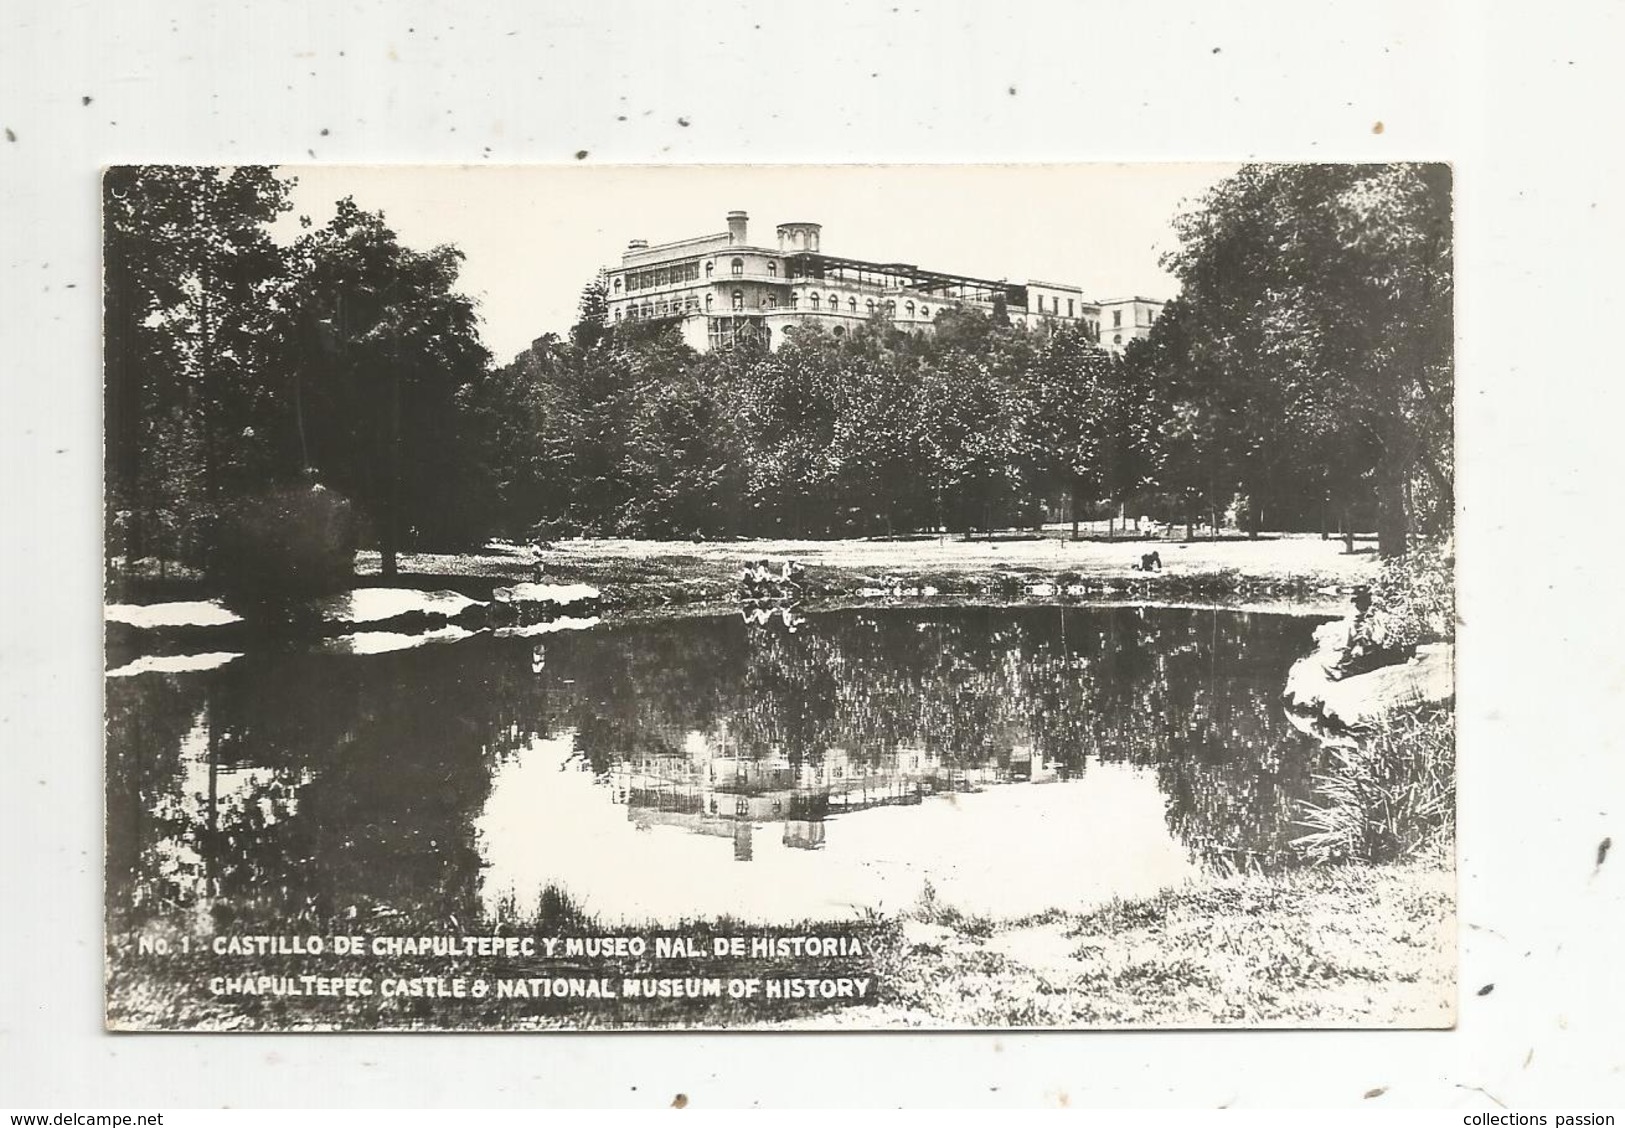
[549,607,1327,868]
[107,674,208,921]
[108,643,556,927]
[107,606,1327,929]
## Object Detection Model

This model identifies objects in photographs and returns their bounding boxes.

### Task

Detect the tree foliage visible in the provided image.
[104,166,296,573]
[1157,163,1453,553]
[290,197,491,573]
[105,170,491,597]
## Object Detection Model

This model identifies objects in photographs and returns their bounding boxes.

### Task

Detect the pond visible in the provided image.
[105,604,1331,932]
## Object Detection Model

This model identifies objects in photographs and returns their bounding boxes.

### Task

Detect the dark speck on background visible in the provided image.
[320,127,329,136]
[1597,836,1611,868]
[1373,121,1385,134]
[5,127,15,142]
[677,116,691,127]
[1363,1087,1387,1099]
[1477,983,1495,996]
[1008,85,1017,95]
[574,150,588,161]
[671,1094,688,1109]
[82,95,93,106]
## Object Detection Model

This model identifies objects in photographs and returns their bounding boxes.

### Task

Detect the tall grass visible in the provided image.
[1293,705,1455,864]
[1353,539,1455,652]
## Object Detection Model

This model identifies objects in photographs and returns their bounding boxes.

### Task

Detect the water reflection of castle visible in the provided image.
[608,732,1058,861]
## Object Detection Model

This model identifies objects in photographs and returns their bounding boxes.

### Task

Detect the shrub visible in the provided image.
[1293,704,1455,865]
[215,483,358,611]
[1351,538,1455,652]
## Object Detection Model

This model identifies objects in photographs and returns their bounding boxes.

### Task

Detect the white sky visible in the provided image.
[276,163,1239,364]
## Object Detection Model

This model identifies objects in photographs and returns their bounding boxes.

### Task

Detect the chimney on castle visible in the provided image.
[726,210,748,245]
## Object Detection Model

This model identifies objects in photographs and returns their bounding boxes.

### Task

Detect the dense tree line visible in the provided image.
[1148,162,1454,555]
[468,306,1160,541]
[105,167,491,595]
[105,162,1451,597]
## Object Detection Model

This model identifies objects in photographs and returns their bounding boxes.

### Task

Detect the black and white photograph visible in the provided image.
[102,162,1456,1032]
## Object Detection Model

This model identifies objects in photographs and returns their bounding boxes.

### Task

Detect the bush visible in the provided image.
[215,483,358,611]
[1350,537,1455,652]
[1293,704,1455,864]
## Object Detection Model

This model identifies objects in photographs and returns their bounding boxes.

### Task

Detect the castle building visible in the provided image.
[604,210,1164,353]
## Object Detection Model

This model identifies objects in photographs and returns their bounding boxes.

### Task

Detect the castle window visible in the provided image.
[905,300,915,317]
[1113,334,1122,346]
[921,305,929,319]
[810,293,820,310]
[613,277,621,291]
[848,297,857,312]
[790,292,799,309]
[767,262,777,277]
[706,294,713,311]
[614,308,621,322]
[705,261,714,277]
[867,299,875,313]
[731,258,744,277]
[642,302,652,318]
[732,289,744,311]
[1113,310,1122,328]
[766,296,776,310]
[1068,298,1074,318]
[828,293,838,310]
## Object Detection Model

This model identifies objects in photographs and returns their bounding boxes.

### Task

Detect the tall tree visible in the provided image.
[570,271,611,353]
[292,198,490,575]
[1027,327,1115,537]
[104,166,295,581]
[456,333,572,538]
[1163,163,1453,555]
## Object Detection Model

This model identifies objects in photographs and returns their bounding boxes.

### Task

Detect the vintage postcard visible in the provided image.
[103,163,1455,1031]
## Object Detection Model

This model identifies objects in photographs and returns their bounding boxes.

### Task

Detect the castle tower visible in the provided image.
[726,210,749,245]
[776,222,821,254]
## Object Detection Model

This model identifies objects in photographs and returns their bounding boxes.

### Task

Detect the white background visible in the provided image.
[2,0,1622,1110]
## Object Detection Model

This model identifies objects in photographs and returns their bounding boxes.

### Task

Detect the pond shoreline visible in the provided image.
[107,532,1369,656]
[362,532,1375,616]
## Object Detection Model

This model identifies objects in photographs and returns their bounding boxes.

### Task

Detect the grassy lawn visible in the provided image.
[108,857,1452,1031]
[839,855,1454,1029]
